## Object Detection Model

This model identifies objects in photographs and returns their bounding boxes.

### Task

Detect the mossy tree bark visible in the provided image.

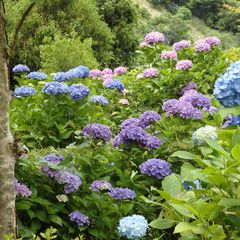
[0,0,16,237]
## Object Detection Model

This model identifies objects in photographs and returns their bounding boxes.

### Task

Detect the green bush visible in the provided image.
[176,6,192,20]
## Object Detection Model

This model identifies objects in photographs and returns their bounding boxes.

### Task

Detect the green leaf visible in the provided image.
[149,218,177,229]
[232,128,240,146]
[174,222,207,234]
[170,151,195,160]
[218,198,240,208]
[169,204,196,218]
[162,174,181,197]
[16,201,31,210]
[231,144,240,161]
[49,215,62,226]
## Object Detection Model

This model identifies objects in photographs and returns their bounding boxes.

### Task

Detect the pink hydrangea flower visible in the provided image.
[144,32,165,44]
[205,37,221,46]
[141,68,159,78]
[176,60,193,70]
[89,69,102,79]
[102,74,113,82]
[161,50,177,60]
[139,41,149,48]
[119,99,129,105]
[173,40,191,51]
[101,68,113,75]
[195,41,211,52]
[114,67,128,75]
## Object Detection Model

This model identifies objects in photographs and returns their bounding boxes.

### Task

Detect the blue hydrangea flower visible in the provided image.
[89,95,108,106]
[214,61,240,106]
[139,158,172,179]
[82,123,112,142]
[69,84,90,100]
[13,86,36,98]
[12,64,30,73]
[14,178,32,197]
[118,215,148,239]
[27,71,48,80]
[109,187,136,200]
[222,116,240,128]
[105,80,124,91]
[69,211,90,226]
[192,126,218,145]
[183,179,202,191]
[65,65,89,80]
[42,82,69,95]
[53,72,70,82]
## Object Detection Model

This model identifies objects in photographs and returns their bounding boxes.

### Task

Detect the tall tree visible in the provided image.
[0,0,35,237]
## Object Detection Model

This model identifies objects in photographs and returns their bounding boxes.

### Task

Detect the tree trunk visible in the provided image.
[0,0,16,238]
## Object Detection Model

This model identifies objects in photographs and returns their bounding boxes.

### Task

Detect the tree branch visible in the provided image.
[10,3,35,58]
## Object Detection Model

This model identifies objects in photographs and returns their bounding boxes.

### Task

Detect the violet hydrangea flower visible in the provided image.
[120,118,140,130]
[195,40,211,52]
[144,32,165,44]
[13,86,36,98]
[42,82,69,95]
[90,180,112,192]
[139,110,161,128]
[82,123,112,142]
[69,211,90,226]
[101,68,113,75]
[176,60,193,70]
[14,178,32,197]
[161,50,177,60]
[89,69,102,79]
[139,158,172,179]
[114,67,128,75]
[205,37,221,47]
[12,64,30,73]
[146,136,163,150]
[109,187,136,200]
[173,40,191,51]
[139,68,159,79]
[180,82,196,95]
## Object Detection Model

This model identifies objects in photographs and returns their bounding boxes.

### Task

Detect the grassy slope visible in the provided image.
[136,0,240,48]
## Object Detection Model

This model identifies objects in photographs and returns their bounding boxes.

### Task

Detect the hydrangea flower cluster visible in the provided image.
[205,36,221,46]
[89,95,109,106]
[89,69,102,79]
[90,180,112,192]
[102,74,113,84]
[139,159,172,179]
[109,187,136,200]
[114,66,128,75]
[42,82,69,95]
[65,65,89,79]
[139,110,161,128]
[214,60,240,106]
[161,50,177,60]
[120,118,140,129]
[13,86,36,98]
[144,31,165,44]
[53,72,70,82]
[82,123,112,142]
[55,171,82,194]
[138,68,159,79]
[146,136,163,150]
[176,60,193,70]
[180,82,196,95]
[105,80,125,91]
[118,215,148,239]
[173,40,191,51]
[195,41,211,52]
[14,178,32,197]
[69,211,90,226]
[183,179,202,191]
[12,64,30,73]
[27,71,48,80]
[192,126,218,145]
[101,68,113,75]
[69,84,90,100]
[222,116,240,128]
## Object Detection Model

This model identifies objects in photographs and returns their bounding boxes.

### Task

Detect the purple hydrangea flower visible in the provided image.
[176,60,193,70]
[195,41,211,52]
[89,95,108,106]
[105,79,125,91]
[12,64,30,73]
[162,99,203,119]
[90,180,112,192]
[161,50,177,60]
[89,69,102,79]
[27,71,48,80]
[55,171,82,194]
[109,187,136,200]
[13,86,36,98]
[146,136,163,150]
[53,72,70,82]
[14,178,32,197]
[113,125,149,148]
[114,67,128,75]
[139,158,172,179]
[173,40,191,51]
[120,118,140,130]
[205,37,221,47]
[180,82,196,95]
[69,84,90,100]
[101,68,113,75]
[82,123,112,142]
[140,68,159,78]
[139,111,161,128]
[69,211,90,226]
[144,32,165,44]
[42,82,69,95]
